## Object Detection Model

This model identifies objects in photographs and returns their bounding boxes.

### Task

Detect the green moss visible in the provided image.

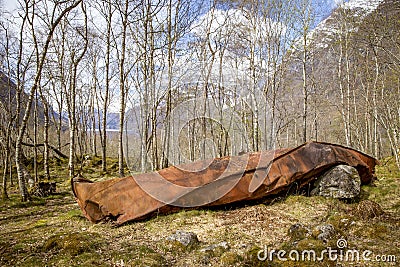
[166,239,199,252]
[324,214,354,238]
[19,255,44,267]
[296,238,327,252]
[287,223,311,242]
[45,191,70,200]
[72,252,108,267]
[158,241,181,256]
[201,244,229,258]
[172,209,213,220]
[60,209,86,221]
[111,244,166,267]
[43,232,104,256]
[7,196,46,209]
[130,255,167,267]
[351,200,384,219]
[243,245,266,267]
[32,219,48,228]
[220,251,243,265]
[13,242,26,253]
[364,160,400,213]
[353,223,388,240]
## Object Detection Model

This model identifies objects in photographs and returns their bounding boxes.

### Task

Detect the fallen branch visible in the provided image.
[21,142,68,159]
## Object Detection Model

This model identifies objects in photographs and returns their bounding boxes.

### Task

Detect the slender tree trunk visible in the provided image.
[68,67,77,179]
[302,39,308,144]
[338,38,350,146]
[33,91,38,183]
[90,56,98,157]
[2,151,9,200]
[57,93,63,151]
[372,51,379,158]
[38,85,50,180]
[345,45,352,145]
[43,103,50,180]
[15,1,30,202]
[101,0,112,173]
[9,153,13,186]
[118,0,129,177]
[67,2,87,179]
[161,0,176,169]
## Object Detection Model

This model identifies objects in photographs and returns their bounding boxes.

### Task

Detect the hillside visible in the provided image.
[0,71,61,129]
[281,0,400,154]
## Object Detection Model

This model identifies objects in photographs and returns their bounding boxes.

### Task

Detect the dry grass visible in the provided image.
[0,156,399,266]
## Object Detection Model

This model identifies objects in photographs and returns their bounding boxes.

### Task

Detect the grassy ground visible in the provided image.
[0,156,399,266]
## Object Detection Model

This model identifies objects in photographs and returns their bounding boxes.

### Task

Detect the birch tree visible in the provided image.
[0,17,16,199]
[94,0,116,173]
[296,0,315,143]
[64,3,88,179]
[14,0,83,201]
[115,0,130,177]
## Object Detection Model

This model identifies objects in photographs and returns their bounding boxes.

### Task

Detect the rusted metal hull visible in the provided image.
[72,142,378,225]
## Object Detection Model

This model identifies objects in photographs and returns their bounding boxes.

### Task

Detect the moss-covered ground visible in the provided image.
[0,156,399,266]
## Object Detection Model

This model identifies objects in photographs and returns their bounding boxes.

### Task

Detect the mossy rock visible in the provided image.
[166,239,200,252]
[351,200,384,219]
[288,223,311,241]
[166,230,200,251]
[325,214,354,229]
[43,232,103,256]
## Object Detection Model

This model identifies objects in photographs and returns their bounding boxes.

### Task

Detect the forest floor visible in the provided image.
[0,156,399,266]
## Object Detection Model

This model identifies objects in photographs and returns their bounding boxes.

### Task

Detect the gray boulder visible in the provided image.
[311,165,361,199]
[313,224,336,243]
[166,230,199,247]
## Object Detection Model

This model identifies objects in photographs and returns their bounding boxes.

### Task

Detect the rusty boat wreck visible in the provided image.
[71,141,379,225]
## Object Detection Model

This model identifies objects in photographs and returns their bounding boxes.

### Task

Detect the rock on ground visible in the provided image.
[313,224,336,243]
[166,230,199,247]
[311,165,361,199]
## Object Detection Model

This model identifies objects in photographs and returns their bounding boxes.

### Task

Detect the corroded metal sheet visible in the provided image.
[71,142,378,225]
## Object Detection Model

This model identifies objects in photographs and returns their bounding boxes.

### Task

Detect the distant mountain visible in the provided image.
[0,71,19,115]
[0,71,62,129]
[281,0,398,145]
[284,0,388,88]
[307,0,384,49]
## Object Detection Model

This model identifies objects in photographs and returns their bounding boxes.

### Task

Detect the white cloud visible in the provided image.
[2,0,17,12]
[334,0,345,6]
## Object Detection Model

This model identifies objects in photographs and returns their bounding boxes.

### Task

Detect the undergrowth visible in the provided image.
[0,156,399,266]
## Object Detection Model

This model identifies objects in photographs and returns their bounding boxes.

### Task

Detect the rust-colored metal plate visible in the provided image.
[71,142,378,225]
